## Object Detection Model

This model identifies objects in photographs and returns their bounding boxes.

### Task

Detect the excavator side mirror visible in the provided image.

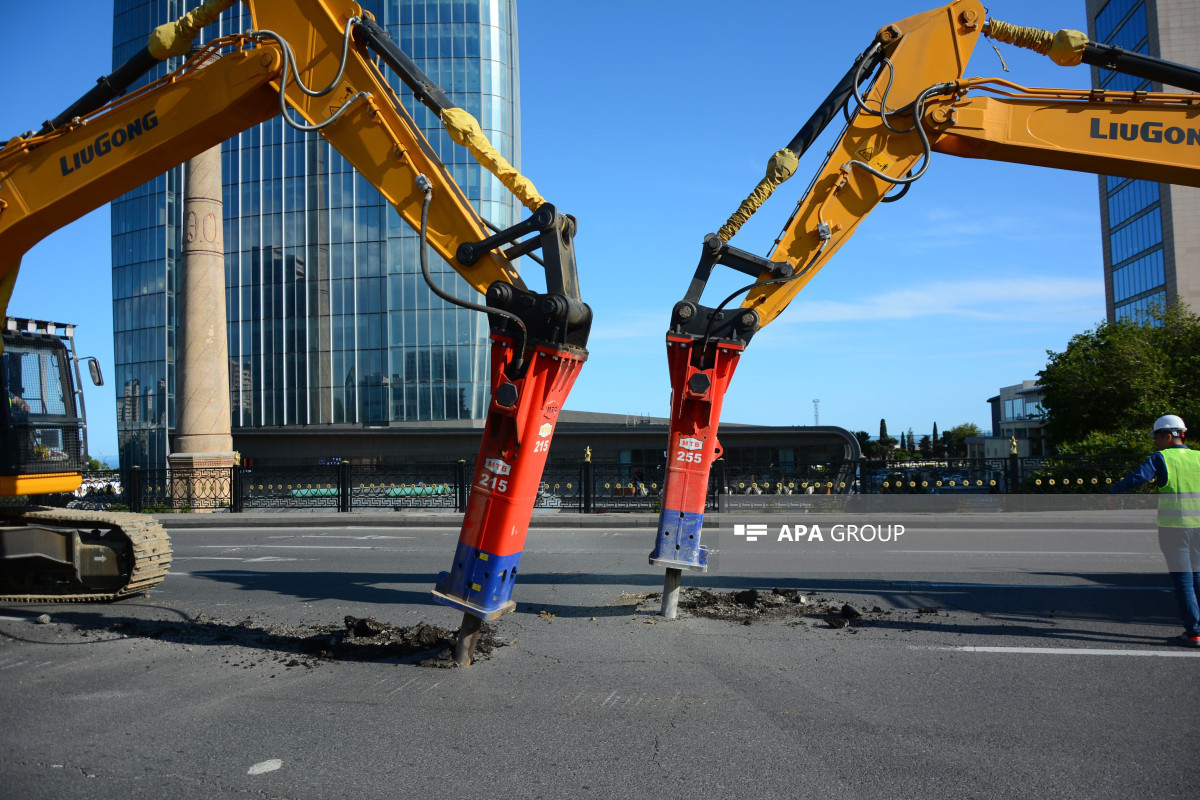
[84,357,103,387]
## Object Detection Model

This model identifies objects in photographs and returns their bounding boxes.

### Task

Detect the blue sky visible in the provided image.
[2,1,1108,462]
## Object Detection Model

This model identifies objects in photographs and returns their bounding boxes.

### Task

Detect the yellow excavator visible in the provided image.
[0,316,167,602]
[0,0,590,626]
[650,0,1200,614]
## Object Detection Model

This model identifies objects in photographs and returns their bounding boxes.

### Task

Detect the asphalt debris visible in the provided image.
[89,614,506,669]
[667,587,918,630]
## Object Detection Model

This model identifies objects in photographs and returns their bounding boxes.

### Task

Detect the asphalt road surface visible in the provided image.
[2,521,1197,799]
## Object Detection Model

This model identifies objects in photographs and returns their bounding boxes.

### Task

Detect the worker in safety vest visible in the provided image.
[1111,414,1200,647]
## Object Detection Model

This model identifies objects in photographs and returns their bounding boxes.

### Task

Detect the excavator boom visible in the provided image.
[0,2,590,655]
[651,0,1200,614]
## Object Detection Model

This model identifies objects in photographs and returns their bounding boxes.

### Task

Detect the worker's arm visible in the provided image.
[1110,453,1167,493]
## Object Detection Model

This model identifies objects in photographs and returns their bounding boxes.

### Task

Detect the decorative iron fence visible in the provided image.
[586,462,664,512]
[858,457,1011,494]
[62,453,1154,514]
[238,462,344,511]
[722,460,859,497]
[538,459,585,512]
[1018,454,1148,493]
[341,461,463,510]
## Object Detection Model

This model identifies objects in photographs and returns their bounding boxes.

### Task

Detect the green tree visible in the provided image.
[853,430,872,455]
[1054,428,1199,456]
[931,422,945,458]
[86,456,105,472]
[1054,429,1153,457]
[1038,302,1200,450]
[918,434,932,458]
[872,418,898,458]
[944,423,982,457]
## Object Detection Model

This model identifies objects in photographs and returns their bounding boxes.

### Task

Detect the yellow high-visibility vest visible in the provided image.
[1158,447,1200,529]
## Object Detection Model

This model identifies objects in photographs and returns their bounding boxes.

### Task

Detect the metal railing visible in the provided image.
[58,453,1155,514]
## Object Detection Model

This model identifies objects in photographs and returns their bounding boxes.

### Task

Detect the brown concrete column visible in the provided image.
[169,52,236,509]
[172,139,234,459]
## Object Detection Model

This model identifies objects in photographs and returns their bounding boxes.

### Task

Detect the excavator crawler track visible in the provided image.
[0,507,172,603]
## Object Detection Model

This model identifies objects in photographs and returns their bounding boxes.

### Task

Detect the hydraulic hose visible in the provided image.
[416,176,528,370]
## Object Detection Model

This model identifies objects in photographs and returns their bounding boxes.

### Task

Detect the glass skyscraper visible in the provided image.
[1085,0,1200,323]
[111,0,522,470]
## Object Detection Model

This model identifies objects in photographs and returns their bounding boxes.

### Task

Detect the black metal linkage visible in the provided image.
[353,16,455,116]
[1082,43,1200,93]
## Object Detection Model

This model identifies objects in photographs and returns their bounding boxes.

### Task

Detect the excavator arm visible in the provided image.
[0,2,591,655]
[652,0,1200,614]
[745,0,1200,326]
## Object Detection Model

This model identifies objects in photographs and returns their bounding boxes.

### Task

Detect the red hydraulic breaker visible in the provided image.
[433,327,584,650]
[651,334,743,574]
[428,202,591,665]
[652,235,792,617]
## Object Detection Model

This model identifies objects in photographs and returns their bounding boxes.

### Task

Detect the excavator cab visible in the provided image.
[0,318,170,602]
[0,318,89,497]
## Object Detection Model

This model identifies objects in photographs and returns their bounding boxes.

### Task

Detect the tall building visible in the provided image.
[1085,0,1200,323]
[111,0,522,469]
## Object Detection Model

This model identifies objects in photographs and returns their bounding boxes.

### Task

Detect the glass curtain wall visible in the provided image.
[1093,0,1167,322]
[112,0,185,470]
[111,0,523,469]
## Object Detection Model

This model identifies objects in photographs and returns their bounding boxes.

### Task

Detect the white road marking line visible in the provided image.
[171,556,305,563]
[0,616,31,622]
[387,677,420,696]
[889,583,1169,590]
[167,526,439,533]
[171,556,246,561]
[878,550,1158,556]
[342,526,443,531]
[170,571,271,578]
[267,534,417,541]
[194,545,378,550]
[247,759,283,775]
[912,645,1200,658]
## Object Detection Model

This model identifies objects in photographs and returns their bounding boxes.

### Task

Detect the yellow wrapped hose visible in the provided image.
[147,0,237,60]
[442,107,545,211]
[717,148,799,242]
[985,18,1089,67]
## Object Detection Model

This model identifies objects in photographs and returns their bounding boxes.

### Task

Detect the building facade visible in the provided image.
[111,0,522,469]
[1084,0,1200,323]
[968,381,1047,458]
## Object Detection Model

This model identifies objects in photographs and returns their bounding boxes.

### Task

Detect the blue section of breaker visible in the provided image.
[433,540,522,617]
[649,509,708,571]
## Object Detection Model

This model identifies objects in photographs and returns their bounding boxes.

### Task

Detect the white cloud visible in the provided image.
[863,203,1098,252]
[775,276,1103,324]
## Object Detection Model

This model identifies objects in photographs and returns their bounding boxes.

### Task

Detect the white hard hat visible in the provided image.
[1153,414,1187,434]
